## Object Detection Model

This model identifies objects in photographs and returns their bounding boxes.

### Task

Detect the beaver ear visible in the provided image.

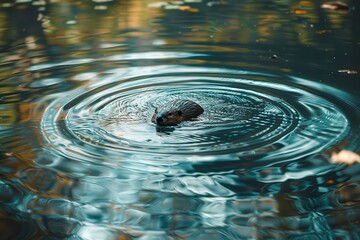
[178,110,182,116]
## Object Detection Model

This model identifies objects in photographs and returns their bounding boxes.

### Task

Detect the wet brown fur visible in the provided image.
[151,99,204,126]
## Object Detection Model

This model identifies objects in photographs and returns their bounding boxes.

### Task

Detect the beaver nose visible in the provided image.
[156,117,163,123]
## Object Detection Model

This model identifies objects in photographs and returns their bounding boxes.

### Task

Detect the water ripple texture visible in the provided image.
[40,65,354,175]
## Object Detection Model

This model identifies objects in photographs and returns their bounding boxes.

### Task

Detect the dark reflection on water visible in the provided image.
[1,0,360,239]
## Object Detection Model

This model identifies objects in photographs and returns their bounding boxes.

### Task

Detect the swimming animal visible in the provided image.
[151,99,204,126]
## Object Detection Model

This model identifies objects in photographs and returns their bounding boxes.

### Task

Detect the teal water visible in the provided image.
[0,0,360,239]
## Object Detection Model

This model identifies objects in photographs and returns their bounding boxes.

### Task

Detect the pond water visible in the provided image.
[1,0,360,239]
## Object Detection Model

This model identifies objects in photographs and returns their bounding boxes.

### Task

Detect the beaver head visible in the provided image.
[151,107,185,126]
[151,99,204,126]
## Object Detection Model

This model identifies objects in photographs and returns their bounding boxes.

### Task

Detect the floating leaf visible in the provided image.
[331,150,360,165]
[165,4,182,9]
[294,9,307,15]
[179,5,199,12]
[147,1,168,8]
[338,69,358,74]
[321,2,350,11]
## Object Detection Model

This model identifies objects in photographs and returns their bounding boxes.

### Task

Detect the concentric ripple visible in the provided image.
[41,65,352,169]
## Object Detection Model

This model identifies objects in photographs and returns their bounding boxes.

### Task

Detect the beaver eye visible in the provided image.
[168,113,172,116]
[178,111,182,116]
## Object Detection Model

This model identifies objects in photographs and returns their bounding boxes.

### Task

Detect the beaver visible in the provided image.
[151,99,204,126]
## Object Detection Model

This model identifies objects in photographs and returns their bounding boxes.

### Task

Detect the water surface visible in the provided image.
[0,0,360,239]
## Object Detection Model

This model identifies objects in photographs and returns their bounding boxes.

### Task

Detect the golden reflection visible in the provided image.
[0,102,31,126]
[0,1,358,238]
[0,0,353,53]
[0,106,18,126]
